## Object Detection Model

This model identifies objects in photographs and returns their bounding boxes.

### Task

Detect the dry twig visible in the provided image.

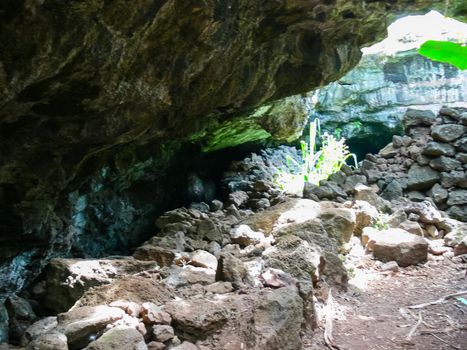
[408,290,467,309]
[406,311,423,341]
[427,333,461,349]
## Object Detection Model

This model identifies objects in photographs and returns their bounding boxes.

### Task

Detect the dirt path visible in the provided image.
[311,255,467,350]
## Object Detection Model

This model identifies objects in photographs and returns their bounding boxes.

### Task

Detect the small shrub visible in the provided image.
[299,118,358,185]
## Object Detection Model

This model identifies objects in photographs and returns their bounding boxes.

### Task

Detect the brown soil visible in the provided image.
[309,255,467,350]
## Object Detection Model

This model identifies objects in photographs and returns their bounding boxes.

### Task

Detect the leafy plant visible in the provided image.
[298,119,358,185]
[373,213,390,230]
[418,40,467,70]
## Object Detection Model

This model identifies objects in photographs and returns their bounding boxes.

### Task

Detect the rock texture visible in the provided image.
[311,12,467,156]
[1,0,450,298]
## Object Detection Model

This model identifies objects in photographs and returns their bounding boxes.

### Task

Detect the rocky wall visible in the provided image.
[2,0,454,298]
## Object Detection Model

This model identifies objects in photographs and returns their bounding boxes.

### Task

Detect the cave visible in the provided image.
[0,2,466,349]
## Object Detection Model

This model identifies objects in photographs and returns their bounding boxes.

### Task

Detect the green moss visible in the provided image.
[201,119,271,152]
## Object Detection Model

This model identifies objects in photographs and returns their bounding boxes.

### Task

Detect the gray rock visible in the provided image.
[403,200,443,224]
[447,189,467,206]
[21,317,58,346]
[456,153,467,163]
[454,136,467,152]
[196,218,222,242]
[427,183,448,204]
[26,332,68,350]
[164,300,228,341]
[153,325,174,343]
[429,156,461,171]
[343,174,368,193]
[215,253,253,288]
[133,246,175,266]
[380,261,399,272]
[367,229,428,266]
[210,200,224,211]
[440,170,467,188]
[403,109,436,131]
[399,220,424,236]
[42,258,158,313]
[57,306,125,349]
[319,208,356,245]
[407,191,426,202]
[84,326,147,350]
[423,142,456,157]
[141,303,171,326]
[253,286,303,350]
[171,342,199,350]
[189,250,218,270]
[454,236,467,256]
[353,184,389,211]
[431,124,466,142]
[230,225,267,247]
[407,164,440,190]
[439,107,462,120]
[5,295,37,343]
[380,179,404,201]
[446,205,467,222]
[229,191,249,208]
[255,198,271,210]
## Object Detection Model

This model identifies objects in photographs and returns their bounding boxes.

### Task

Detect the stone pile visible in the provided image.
[304,107,467,222]
[1,109,466,350]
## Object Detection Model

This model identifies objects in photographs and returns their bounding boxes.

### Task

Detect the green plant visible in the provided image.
[299,119,358,184]
[418,40,467,70]
[373,213,390,230]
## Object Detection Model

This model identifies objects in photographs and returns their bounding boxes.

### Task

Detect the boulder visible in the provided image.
[366,229,428,266]
[57,306,125,349]
[423,142,456,157]
[153,325,174,343]
[318,208,356,244]
[84,326,147,350]
[447,189,467,206]
[21,317,58,346]
[133,246,175,266]
[429,156,461,172]
[263,235,323,285]
[141,303,171,326]
[440,170,467,188]
[260,268,298,288]
[343,174,368,193]
[407,165,440,190]
[403,200,443,224]
[5,295,37,343]
[353,184,389,211]
[253,286,303,350]
[454,136,467,152]
[204,282,234,294]
[189,250,218,270]
[427,183,448,204]
[352,200,379,235]
[164,300,228,341]
[403,109,437,131]
[42,258,158,313]
[454,236,467,256]
[230,225,267,247]
[431,124,466,142]
[26,332,68,350]
[215,253,253,288]
[163,266,216,288]
[228,191,249,208]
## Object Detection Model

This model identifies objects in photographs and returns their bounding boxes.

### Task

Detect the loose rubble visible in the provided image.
[1,108,466,349]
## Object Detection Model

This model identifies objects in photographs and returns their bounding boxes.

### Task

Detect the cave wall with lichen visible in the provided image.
[0,0,457,296]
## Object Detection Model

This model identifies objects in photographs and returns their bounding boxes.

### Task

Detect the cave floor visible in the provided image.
[310,255,467,350]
